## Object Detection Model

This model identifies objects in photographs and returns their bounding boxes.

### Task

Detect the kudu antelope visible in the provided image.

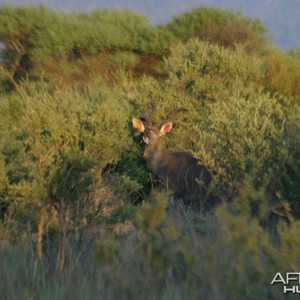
[132,103,215,210]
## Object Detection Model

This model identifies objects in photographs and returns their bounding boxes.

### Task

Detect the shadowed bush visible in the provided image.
[1,190,299,299]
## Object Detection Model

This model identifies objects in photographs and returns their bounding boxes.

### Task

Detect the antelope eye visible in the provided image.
[145,129,153,134]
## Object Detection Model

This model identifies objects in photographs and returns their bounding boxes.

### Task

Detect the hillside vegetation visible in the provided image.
[0,5,300,299]
[3,0,300,49]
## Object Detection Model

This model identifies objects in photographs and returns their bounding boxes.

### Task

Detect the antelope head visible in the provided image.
[132,102,186,146]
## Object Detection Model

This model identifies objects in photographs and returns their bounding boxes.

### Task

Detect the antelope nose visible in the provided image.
[143,136,150,144]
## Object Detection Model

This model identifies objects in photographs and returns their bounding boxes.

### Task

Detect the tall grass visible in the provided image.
[1,190,299,299]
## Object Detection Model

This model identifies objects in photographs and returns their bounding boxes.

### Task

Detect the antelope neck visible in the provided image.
[143,141,167,174]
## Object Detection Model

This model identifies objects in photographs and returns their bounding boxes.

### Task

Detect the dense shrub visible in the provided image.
[265,49,300,103]
[31,8,172,59]
[0,5,273,90]
[0,5,172,90]
[165,6,268,52]
[0,81,143,246]
[129,40,300,215]
[0,5,57,89]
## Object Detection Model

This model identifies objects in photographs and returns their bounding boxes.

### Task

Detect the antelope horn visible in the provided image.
[156,108,188,127]
[140,100,157,125]
[167,108,188,120]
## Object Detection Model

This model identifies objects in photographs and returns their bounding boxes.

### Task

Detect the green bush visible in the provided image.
[265,49,300,103]
[0,82,137,239]
[129,40,300,215]
[165,6,268,52]
[0,5,173,89]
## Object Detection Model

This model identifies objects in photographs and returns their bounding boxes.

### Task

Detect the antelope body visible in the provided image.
[132,104,213,209]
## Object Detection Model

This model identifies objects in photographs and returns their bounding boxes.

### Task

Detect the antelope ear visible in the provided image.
[159,121,173,136]
[132,118,145,132]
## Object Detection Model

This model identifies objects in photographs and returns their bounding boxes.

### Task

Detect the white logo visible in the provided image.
[271,272,300,294]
